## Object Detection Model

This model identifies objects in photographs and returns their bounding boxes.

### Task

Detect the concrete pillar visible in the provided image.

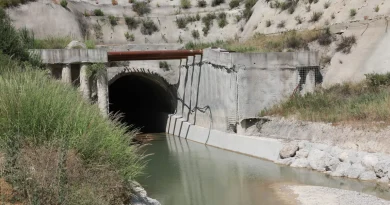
[61,64,72,84]
[97,67,108,117]
[79,63,91,101]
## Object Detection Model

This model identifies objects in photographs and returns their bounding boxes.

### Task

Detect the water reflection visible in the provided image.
[137,134,390,205]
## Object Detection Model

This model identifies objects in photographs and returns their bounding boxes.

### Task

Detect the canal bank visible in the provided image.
[167,114,390,186]
[138,134,390,205]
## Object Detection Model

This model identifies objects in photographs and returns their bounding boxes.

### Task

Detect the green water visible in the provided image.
[137,133,390,205]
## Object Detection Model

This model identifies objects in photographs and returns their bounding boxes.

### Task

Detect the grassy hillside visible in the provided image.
[261,73,390,124]
[0,8,143,205]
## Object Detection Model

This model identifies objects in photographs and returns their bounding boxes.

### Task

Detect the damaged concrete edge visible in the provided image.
[30,49,108,64]
[203,49,320,71]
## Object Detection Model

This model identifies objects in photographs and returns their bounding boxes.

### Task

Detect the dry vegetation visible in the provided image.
[186,29,323,52]
[261,73,390,124]
[0,8,143,204]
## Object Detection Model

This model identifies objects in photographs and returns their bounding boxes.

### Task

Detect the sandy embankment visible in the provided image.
[273,184,390,205]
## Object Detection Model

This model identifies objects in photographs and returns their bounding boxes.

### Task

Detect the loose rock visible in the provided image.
[130,181,161,205]
[331,162,351,177]
[291,158,309,168]
[66,40,87,49]
[280,143,299,159]
[308,149,326,171]
[374,160,390,179]
[362,155,379,170]
[346,163,365,179]
[276,158,295,166]
[296,149,310,158]
[324,154,340,171]
[359,171,377,181]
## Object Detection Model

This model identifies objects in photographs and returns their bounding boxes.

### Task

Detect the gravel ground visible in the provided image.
[274,185,390,205]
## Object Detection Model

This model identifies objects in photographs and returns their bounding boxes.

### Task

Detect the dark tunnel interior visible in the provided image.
[109,74,176,133]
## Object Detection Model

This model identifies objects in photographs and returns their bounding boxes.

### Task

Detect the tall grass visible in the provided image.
[0,53,144,204]
[0,66,144,178]
[185,29,321,52]
[33,36,72,49]
[261,75,390,124]
[0,8,144,204]
[0,0,36,8]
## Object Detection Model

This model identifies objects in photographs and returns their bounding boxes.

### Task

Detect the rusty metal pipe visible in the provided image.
[107,49,202,62]
[108,50,203,57]
[108,56,190,61]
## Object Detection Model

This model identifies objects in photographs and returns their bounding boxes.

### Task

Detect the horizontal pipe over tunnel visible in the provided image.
[108,50,203,61]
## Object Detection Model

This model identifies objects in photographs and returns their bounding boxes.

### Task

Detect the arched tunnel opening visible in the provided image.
[109,73,177,133]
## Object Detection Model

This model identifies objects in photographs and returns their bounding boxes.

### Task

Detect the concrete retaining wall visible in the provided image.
[176,49,319,133]
[166,114,284,161]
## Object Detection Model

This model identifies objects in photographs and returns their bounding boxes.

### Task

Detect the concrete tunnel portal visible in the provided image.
[109,73,177,133]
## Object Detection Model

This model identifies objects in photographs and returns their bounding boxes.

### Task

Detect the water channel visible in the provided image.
[137,133,390,205]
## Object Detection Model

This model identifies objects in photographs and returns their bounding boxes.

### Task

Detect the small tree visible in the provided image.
[60,0,68,8]
[181,0,191,9]
[192,30,200,39]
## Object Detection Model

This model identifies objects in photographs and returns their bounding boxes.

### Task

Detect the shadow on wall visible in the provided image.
[109,72,177,133]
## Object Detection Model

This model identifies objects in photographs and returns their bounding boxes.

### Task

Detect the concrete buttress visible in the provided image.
[79,63,90,101]
[61,64,72,84]
[97,68,109,117]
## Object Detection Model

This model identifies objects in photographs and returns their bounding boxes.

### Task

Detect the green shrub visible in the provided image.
[336,35,356,54]
[84,39,96,49]
[0,0,36,8]
[218,12,228,28]
[324,1,330,9]
[285,32,303,48]
[181,0,191,9]
[0,11,37,64]
[265,20,272,27]
[235,14,242,22]
[374,5,379,12]
[93,9,104,16]
[243,0,257,20]
[331,12,335,19]
[211,0,225,7]
[277,20,285,28]
[201,13,216,36]
[295,15,302,24]
[317,27,333,46]
[133,1,151,16]
[185,40,226,50]
[124,16,140,29]
[196,13,201,21]
[197,0,207,7]
[229,0,240,9]
[60,0,68,8]
[176,17,188,29]
[33,36,72,49]
[288,4,296,14]
[310,11,322,22]
[108,15,119,26]
[365,73,390,87]
[140,19,159,35]
[350,9,357,17]
[306,5,311,12]
[192,30,200,39]
[125,32,135,41]
[159,61,170,71]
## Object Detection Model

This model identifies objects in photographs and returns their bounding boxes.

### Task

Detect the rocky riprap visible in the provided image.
[129,181,161,205]
[276,141,390,183]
